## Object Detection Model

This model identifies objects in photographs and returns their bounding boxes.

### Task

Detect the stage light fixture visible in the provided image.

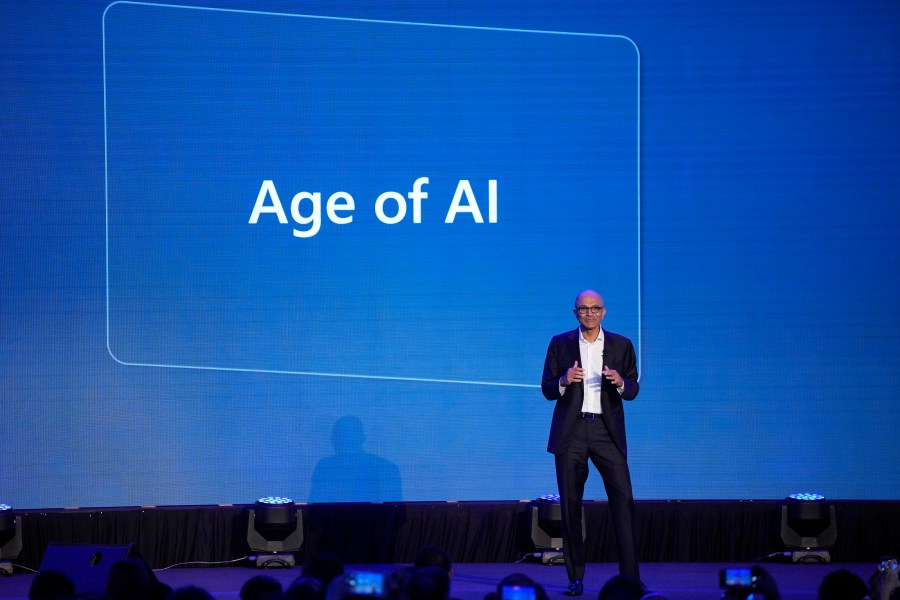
[0,504,23,576]
[780,492,836,563]
[247,497,303,568]
[530,494,584,565]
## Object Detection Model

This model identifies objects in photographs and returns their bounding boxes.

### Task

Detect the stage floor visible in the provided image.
[0,562,877,600]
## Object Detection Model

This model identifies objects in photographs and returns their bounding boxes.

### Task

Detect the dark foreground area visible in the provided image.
[0,562,879,600]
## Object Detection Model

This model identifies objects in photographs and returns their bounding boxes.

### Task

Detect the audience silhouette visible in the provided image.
[22,547,896,600]
[28,570,75,600]
[241,575,283,600]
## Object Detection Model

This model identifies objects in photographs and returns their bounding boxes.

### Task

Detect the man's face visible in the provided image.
[573,292,605,330]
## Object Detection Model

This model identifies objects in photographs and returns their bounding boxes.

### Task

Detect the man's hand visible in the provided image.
[602,365,624,387]
[563,361,584,386]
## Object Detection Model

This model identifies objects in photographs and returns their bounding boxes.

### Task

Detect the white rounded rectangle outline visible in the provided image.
[102,1,642,387]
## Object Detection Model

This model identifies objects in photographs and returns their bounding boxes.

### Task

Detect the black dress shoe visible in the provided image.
[564,580,583,596]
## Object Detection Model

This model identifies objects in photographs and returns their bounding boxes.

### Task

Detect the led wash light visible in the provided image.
[781,493,836,563]
[247,497,304,568]
[788,493,825,502]
[0,505,22,576]
[530,494,585,565]
[258,496,292,504]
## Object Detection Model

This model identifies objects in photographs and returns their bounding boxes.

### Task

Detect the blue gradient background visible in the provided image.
[2,0,898,508]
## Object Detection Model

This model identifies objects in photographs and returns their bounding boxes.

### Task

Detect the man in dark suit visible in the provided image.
[541,289,641,596]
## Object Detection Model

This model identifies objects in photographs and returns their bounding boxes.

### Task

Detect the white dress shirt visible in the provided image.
[579,328,605,414]
[557,328,625,411]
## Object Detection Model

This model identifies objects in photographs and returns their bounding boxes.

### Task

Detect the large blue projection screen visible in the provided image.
[104,3,640,385]
[9,0,896,510]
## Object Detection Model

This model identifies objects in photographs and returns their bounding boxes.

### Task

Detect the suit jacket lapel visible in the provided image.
[565,329,583,404]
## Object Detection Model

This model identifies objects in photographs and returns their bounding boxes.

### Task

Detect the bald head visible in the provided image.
[574,289,603,308]
[573,290,606,337]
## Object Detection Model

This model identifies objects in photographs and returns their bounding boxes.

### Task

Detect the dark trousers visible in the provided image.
[554,416,639,582]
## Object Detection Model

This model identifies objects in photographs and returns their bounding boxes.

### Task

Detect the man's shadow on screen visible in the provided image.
[308,415,402,503]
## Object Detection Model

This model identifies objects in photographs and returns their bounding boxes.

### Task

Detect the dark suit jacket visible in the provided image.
[541,328,639,458]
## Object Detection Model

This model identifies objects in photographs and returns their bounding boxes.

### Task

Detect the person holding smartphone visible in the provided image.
[541,290,643,596]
